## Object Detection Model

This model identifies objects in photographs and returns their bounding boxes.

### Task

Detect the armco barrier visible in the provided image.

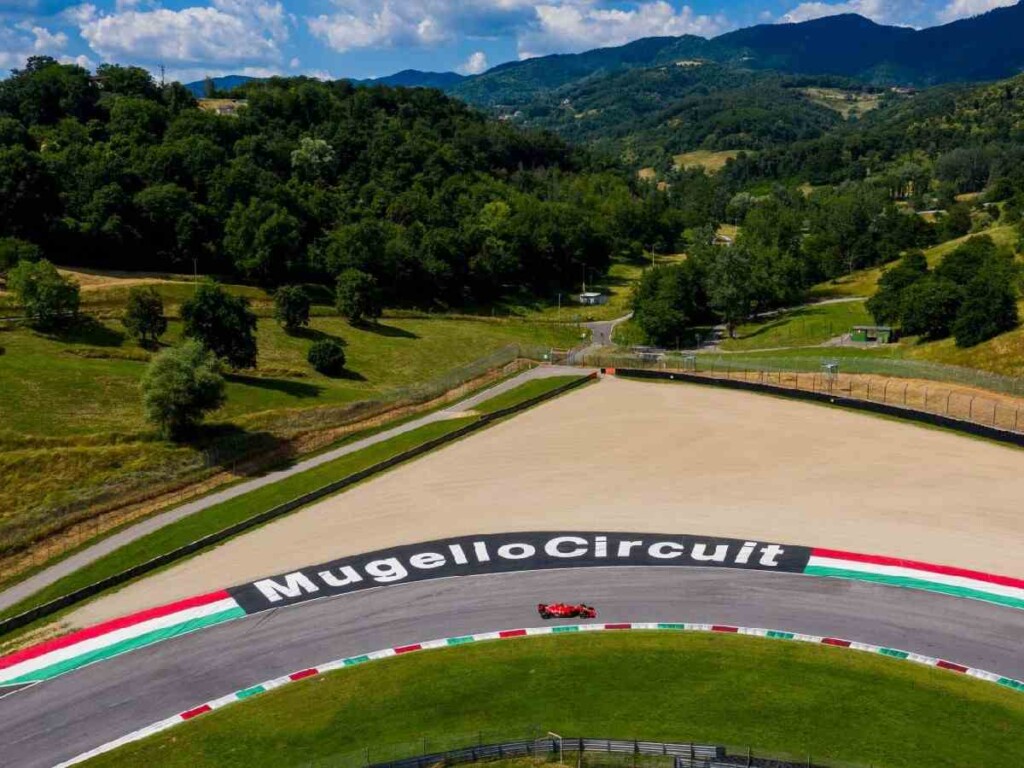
[0,373,596,638]
[610,368,1024,450]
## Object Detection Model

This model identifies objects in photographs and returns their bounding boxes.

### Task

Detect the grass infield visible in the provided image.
[81,632,1024,768]
[472,376,589,415]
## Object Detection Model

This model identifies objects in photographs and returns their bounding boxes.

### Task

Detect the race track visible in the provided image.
[5,567,1024,768]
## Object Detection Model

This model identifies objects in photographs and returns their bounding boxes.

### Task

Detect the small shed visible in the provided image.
[579,292,607,306]
[851,326,897,344]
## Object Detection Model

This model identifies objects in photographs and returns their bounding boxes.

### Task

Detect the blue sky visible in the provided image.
[0,0,1016,83]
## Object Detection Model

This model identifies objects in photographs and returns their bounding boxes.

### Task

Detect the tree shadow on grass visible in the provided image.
[289,326,347,346]
[46,316,125,347]
[359,321,418,339]
[226,373,323,399]
[187,423,298,476]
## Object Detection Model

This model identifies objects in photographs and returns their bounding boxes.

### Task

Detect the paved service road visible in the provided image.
[0,365,588,614]
[4,568,1022,768]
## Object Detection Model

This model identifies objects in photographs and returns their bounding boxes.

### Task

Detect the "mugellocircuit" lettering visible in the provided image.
[227,533,809,613]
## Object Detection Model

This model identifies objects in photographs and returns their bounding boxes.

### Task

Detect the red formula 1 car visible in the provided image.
[537,602,598,620]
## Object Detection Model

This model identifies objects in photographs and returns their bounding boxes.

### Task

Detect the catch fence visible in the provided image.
[585,352,1024,438]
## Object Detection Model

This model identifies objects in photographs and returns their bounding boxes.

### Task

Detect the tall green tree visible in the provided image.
[335,268,382,325]
[273,285,311,331]
[122,286,168,345]
[180,282,258,368]
[8,259,79,329]
[866,250,928,325]
[142,340,226,439]
[953,260,1019,348]
[705,244,754,338]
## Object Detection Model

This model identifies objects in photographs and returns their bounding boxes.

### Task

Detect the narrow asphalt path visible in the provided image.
[0,365,588,614]
[4,568,1021,768]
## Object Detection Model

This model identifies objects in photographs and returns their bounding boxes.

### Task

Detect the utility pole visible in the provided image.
[160,64,166,88]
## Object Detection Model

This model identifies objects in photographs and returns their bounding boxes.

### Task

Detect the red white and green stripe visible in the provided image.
[804,549,1024,610]
[0,590,244,687]
[52,621,1024,768]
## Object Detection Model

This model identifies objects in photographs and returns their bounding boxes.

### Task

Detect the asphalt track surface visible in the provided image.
[5,568,1024,768]
[0,365,586,614]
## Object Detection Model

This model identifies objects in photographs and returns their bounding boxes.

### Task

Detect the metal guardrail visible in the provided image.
[0,372,597,638]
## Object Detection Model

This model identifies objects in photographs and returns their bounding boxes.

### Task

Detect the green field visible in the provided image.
[0,297,580,565]
[720,300,872,351]
[83,632,1024,768]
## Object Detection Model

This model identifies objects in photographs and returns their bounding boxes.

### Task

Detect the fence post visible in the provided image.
[1016,408,1020,433]
[903,382,908,406]
[945,391,952,415]
[883,380,890,403]
[924,387,929,410]
[969,396,975,421]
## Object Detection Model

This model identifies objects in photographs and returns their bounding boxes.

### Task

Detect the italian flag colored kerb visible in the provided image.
[4,546,1024,689]
[0,590,244,687]
[805,548,1024,610]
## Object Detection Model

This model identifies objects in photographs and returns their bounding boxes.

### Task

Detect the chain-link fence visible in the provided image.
[586,352,1024,436]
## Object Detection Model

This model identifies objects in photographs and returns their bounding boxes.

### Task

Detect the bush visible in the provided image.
[307,338,346,376]
[181,281,258,368]
[7,258,79,329]
[141,340,226,439]
[273,284,311,331]
[122,285,167,344]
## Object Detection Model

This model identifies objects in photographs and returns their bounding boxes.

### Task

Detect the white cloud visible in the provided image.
[458,50,488,74]
[308,1,724,57]
[520,2,725,58]
[78,0,289,68]
[0,22,75,71]
[24,24,68,52]
[936,0,1017,22]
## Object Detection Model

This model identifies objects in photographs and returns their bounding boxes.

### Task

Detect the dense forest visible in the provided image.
[0,57,688,309]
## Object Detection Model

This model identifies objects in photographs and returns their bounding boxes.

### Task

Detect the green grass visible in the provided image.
[471,376,588,415]
[0,314,578,559]
[0,417,477,625]
[720,301,873,351]
[82,632,1024,768]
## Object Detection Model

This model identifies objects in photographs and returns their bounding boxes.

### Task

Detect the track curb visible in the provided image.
[52,621,1024,767]
[2,542,1023,688]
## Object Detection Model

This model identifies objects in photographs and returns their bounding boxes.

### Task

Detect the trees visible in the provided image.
[141,340,226,439]
[866,250,928,325]
[632,262,707,346]
[7,259,79,329]
[223,198,303,284]
[705,244,754,338]
[0,237,40,274]
[122,286,168,345]
[180,282,258,368]
[274,285,311,331]
[335,268,381,325]
[900,278,962,340]
[307,338,346,376]
[952,259,1019,348]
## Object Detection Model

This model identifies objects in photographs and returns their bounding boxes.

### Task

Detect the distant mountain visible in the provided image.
[714,4,1024,84]
[356,70,466,89]
[183,2,1024,105]
[183,75,257,97]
